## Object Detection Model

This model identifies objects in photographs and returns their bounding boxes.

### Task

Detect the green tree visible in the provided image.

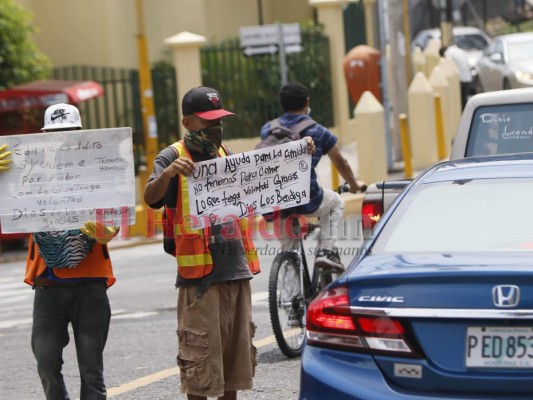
[0,0,50,90]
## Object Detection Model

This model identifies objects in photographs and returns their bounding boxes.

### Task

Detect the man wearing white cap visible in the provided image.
[0,103,118,400]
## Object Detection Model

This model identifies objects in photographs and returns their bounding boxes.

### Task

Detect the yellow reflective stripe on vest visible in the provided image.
[173,141,229,233]
[176,253,213,267]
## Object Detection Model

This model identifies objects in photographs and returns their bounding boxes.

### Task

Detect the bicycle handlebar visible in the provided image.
[336,182,368,194]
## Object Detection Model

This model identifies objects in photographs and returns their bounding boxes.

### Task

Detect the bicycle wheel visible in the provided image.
[268,252,306,358]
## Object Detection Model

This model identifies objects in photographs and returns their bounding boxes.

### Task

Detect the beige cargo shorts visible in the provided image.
[176,279,257,398]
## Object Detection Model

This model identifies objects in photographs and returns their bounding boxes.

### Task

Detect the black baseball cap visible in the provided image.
[182,86,235,120]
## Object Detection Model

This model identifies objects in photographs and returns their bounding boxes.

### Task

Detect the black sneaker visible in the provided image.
[314,248,344,271]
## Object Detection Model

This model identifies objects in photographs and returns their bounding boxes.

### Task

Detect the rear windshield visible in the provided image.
[372,178,533,253]
[466,103,533,157]
[454,33,488,50]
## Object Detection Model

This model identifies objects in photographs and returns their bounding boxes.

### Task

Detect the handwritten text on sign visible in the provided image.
[0,128,136,232]
[188,138,311,228]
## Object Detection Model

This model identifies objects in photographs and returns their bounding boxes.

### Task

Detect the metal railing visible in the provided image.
[201,29,333,140]
[52,27,333,162]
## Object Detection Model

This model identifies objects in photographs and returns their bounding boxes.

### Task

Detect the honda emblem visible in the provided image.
[492,285,520,308]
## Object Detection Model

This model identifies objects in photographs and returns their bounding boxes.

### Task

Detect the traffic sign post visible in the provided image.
[242,44,278,57]
[239,23,302,84]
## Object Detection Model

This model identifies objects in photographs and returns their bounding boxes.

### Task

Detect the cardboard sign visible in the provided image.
[0,128,135,232]
[188,138,311,228]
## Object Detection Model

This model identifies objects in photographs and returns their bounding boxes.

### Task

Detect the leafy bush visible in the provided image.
[0,0,50,89]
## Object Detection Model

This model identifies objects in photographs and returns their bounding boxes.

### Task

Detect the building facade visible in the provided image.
[16,0,313,68]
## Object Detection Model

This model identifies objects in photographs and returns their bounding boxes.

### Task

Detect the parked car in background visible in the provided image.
[300,154,533,400]
[362,87,533,238]
[475,32,533,93]
[411,26,491,77]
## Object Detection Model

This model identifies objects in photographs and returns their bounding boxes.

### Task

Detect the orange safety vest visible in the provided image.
[169,141,260,280]
[25,234,116,287]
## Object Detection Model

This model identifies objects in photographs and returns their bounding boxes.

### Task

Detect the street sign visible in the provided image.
[284,44,302,54]
[239,23,301,48]
[242,44,278,57]
[239,23,302,84]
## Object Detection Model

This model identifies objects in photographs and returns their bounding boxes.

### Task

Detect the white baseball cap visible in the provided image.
[42,103,82,131]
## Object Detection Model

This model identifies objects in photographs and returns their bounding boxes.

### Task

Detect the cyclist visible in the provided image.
[260,82,363,270]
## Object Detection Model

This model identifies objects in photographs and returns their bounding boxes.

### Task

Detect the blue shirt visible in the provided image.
[260,113,337,215]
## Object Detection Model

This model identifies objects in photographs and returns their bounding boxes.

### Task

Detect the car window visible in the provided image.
[465,103,533,157]
[484,41,497,56]
[487,40,502,56]
[372,178,533,253]
[508,41,533,62]
[454,34,488,50]
[413,32,433,49]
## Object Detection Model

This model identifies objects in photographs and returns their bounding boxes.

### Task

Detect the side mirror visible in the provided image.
[489,53,503,63]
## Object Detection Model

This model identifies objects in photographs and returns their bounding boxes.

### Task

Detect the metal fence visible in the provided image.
[51,65,179,151]
[52,27,332,153]
[201,29,333,140]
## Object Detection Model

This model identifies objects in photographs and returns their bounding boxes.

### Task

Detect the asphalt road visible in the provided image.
[0,224,363,400]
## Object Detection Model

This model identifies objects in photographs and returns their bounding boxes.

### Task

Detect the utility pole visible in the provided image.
[440,0,453,47]
[135,0,158,200]
[257,0,264,25]
[402,0,412,82]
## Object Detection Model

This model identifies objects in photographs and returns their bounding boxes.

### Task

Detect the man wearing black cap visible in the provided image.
[144,86,260,400]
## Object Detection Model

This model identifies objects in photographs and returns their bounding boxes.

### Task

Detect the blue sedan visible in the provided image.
[299,154,533,400]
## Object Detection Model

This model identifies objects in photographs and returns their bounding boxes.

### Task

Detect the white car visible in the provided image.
[362,87,533,238]
[475,32,533,92]
[411,26,491,76]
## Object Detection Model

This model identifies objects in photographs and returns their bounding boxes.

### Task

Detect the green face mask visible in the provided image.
[184,124,223,157]
[201,124,223,150]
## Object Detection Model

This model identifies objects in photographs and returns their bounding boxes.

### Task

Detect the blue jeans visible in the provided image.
[31,281,111,400]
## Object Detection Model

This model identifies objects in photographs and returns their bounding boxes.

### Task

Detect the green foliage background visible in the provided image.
[0,0,50,90]
[200,23,333,140]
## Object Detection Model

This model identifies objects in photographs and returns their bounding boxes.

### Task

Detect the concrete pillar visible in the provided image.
[164,31,206,130]
[429,66,452,154]
[363,0,376,48]
[408,72,438,169]
[412,47,426,77]
[424,39,440,78]
[353,91,387,184]
[439,57,462,137]
[384,43,398,153]
[309,0,350,143]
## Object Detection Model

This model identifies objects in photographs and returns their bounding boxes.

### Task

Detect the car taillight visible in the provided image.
[361,199,383,232]
[306,286,419,357]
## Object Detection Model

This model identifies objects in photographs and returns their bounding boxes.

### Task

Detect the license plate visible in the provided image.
[466,326,533,368]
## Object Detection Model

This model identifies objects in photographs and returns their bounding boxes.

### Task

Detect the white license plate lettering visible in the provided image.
[465,327,533,368]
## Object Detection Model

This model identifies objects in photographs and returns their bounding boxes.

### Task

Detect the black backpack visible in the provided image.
[255,117,317,150]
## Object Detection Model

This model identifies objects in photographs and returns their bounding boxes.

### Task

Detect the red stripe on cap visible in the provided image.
[194,109,235,120]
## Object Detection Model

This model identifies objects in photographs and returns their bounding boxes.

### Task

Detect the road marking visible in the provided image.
[103,333,280,398]
[107,367,180,397]
[251,290,268,303]
[112,311,158,320]
[0,317,33,330]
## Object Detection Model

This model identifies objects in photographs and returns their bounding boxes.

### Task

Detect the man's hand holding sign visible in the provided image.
[0,144,12,171]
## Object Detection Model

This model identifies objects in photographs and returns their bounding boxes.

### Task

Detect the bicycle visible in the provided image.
[268,183,359,358]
